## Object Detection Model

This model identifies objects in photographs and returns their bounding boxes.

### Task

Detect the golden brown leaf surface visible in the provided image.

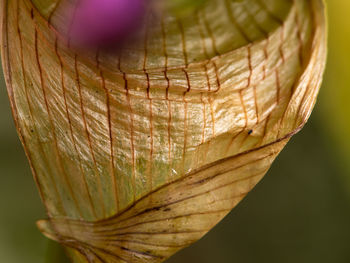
[0,0,326,262]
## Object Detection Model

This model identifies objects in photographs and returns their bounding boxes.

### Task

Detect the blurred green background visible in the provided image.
[1,1,350,262]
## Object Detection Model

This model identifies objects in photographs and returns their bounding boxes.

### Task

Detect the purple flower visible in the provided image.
[69,0,146,48]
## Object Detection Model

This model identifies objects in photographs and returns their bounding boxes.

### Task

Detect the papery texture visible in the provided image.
[1,0,326,262]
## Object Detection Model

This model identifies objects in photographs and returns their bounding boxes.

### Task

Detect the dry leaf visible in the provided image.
[0,0,326,262]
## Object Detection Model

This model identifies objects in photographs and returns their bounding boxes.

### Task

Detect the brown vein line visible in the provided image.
[200,92,206,144]
[55,38,98,218]
[146,82,154,192]
[160,15,169,89]
[177,18,188,66]
[224,0,251,43]
[118,54,136,203]
[74,54,103,214]
[142,18,153,192]
[182,69,191,173]
[99,208,233,237]
[101,239,185,248]
[47,0,62,24]
[261,114,271,141]
[14,1,55,215]
[84,248,106,263]
[263,36,270,80]
[239,90,248,129]
[84,240,163,263]
[65,245,102,263]
[201,6,219,56]
[160,15,172,181]
[98,153,273,228]
[275,69,281,104]
[190,156,271,187]
[183,70,191,99]
[92,244,160,261]
[86,247,130,263]
[212,61,221,92]
[34,28,83,218]
[96,51,118,215]
[111,230,206,237]
[66,238,157,262]
[165,71,172,175]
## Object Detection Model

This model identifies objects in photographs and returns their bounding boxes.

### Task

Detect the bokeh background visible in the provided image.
[1,1,350,262]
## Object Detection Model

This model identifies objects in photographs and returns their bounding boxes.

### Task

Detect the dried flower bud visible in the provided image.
[0,0,327,262]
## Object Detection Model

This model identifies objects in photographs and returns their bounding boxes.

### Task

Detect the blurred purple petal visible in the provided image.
[69,0,146,48]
